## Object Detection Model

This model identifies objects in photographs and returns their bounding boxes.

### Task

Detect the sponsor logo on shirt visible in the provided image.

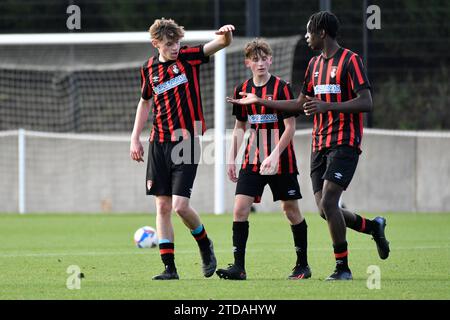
[248,114,278,124]
[153,74,188,95]
[314,84,341,95]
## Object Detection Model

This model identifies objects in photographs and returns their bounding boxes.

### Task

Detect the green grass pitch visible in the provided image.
[0,212,449,300]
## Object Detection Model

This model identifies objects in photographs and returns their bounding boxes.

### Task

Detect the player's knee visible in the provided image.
[281,201,296,212]
[285,211,302,224]
[320,197,339,216]
[233,207,250,221]
[173,201,189,216]
[281,202,301,223]
[156,201,172,215]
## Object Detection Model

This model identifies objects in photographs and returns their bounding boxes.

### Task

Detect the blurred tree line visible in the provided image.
[0,0,448,129]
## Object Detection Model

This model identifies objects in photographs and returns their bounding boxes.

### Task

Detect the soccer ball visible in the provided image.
[134,226,158,248]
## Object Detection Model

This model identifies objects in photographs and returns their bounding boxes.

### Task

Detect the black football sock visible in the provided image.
[349,214,376,234]
[233,221,249,270]
[191,224,210,251]
[291,220,308,267]
[159,242,176,272]
[333,241,350,271]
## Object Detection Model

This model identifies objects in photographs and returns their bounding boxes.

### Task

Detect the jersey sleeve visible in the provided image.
[140,66,152,100]
[231,85,248,122]
[178,45,210,66]
[347,54,371,93]
[278,82,299,119]
[301,57,316,97]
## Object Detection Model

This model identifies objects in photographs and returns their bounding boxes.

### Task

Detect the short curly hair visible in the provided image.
[244,38,273,59]
[149,18,185,42]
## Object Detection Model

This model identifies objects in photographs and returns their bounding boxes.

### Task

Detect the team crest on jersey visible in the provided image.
[330,66,338,79]
[265,95,273,101]
[314,71,319,78]
[152,76,159,83]
[171,64,180,74]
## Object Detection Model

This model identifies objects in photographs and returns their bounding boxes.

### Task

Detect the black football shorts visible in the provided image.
[310,145,360,194]
[235,169,302,203]
[146,138,201,198]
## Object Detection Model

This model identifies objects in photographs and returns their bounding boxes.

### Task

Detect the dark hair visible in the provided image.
[307,11,340,39]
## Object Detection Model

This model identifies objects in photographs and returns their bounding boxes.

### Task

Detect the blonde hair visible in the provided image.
[149,18,185,42]
[244,38,273,59]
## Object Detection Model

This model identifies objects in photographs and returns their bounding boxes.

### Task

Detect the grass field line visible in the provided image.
[0,245,448,258]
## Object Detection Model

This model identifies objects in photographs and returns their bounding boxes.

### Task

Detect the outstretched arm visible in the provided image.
[227,89,373,116]
[203,24,235,57]
[303,89,373,115]
[227,92,308,113]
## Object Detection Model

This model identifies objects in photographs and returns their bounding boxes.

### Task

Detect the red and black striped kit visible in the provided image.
[302,47,371,151]
[140,45,209,142]
[233,75,298,175]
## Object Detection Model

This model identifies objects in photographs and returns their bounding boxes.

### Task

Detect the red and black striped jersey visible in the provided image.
[233,75,299,175]
[301,47,371,152]
[140,45,209,142]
